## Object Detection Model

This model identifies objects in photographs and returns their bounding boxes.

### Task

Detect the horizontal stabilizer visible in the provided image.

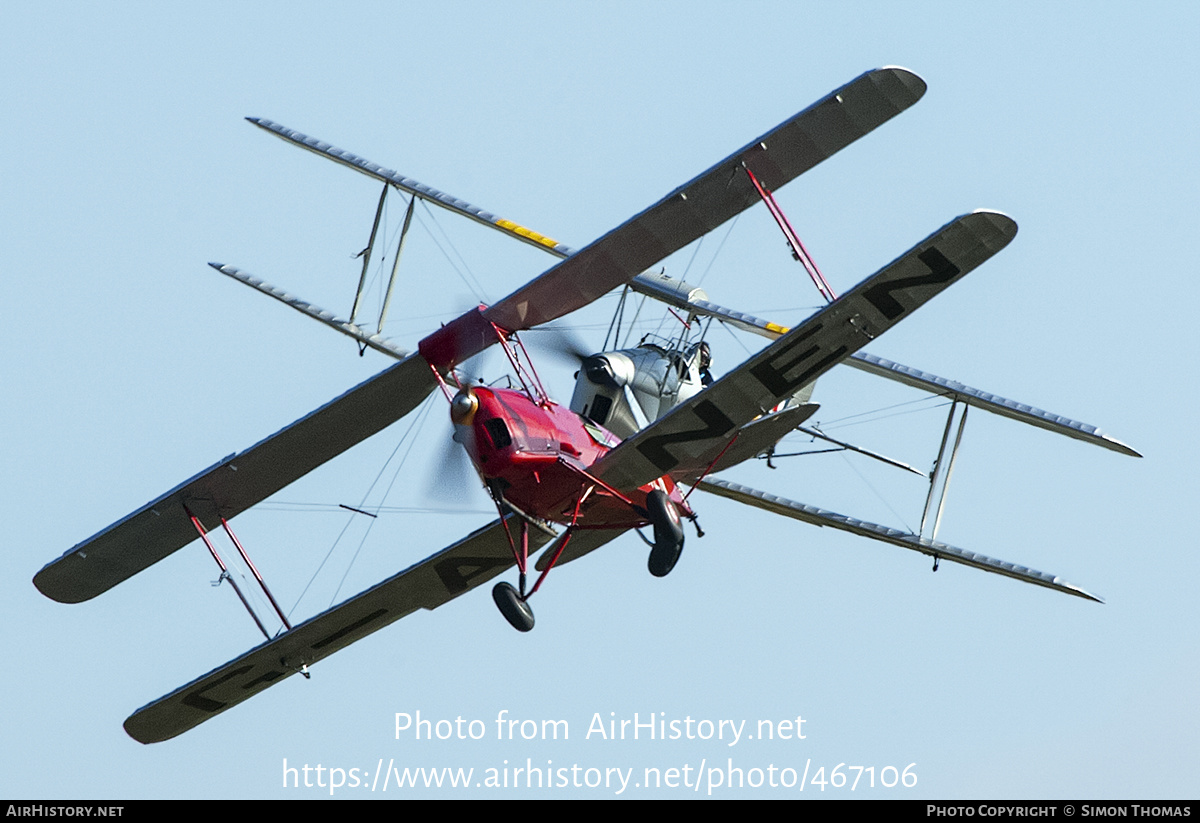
[34,354,437,603]
[124,515,555,744]
[698,477,1102,602]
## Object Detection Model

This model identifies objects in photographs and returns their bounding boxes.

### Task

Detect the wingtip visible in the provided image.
[32,570,70,603]
[878,65,927,101]
[1060,579,1105,604]
[32,559,96,604]
[245,117,277,133]
[969,208,1018,228]
[963,209,1019,248]
[123,712,167,745]
[1110,439,1143,459]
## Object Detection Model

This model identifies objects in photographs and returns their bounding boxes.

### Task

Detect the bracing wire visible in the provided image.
[286,394,436,619]
[694,213,740,288]
[680,234,705,282]
[328,395,438,606]
[814,396,954,432]
[838,450,917,534]
[413,199,490,303]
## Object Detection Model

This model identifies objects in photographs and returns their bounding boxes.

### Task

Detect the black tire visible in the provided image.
[492,582,535,632]
[646,489,685,578]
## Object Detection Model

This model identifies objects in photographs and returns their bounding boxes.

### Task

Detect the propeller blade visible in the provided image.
[524,324,593,366]
[425,429,478,505]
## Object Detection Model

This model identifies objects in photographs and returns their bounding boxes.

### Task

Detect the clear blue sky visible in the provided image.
[4,1,1196,798]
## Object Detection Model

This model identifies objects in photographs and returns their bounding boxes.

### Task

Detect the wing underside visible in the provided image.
[614,279,1139,459]
[634,286,1140,457]
[34,354,437,603]
[249,67,925,303]
[481,67,927,334]
[123,516,545,743]
[843,352,1141,457]
[123,522,626,743]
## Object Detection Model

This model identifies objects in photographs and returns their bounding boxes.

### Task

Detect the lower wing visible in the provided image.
[123,521,625,743]
[698,477,1102,602]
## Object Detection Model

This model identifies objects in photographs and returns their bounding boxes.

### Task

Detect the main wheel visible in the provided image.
[492,582,535,632]
[646,489,685,578]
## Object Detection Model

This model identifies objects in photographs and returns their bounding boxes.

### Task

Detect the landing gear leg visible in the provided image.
[646,489,685,578]
[491,486,593,632]
[491,517,536,632]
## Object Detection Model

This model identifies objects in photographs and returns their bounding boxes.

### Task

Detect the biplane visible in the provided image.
[33,67,1139,744]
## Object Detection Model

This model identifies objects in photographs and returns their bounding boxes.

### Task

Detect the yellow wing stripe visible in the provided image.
[496,219,559,249]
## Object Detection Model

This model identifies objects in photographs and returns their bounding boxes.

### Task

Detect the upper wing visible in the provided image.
[481,67,926,333]
[248,66,925,289]
[34,354,437,603]
[256,68,927,369]
[591,210,1019,491]
[123,521,627,743]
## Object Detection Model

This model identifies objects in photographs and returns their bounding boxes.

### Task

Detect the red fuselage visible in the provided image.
[452,386,682,528]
